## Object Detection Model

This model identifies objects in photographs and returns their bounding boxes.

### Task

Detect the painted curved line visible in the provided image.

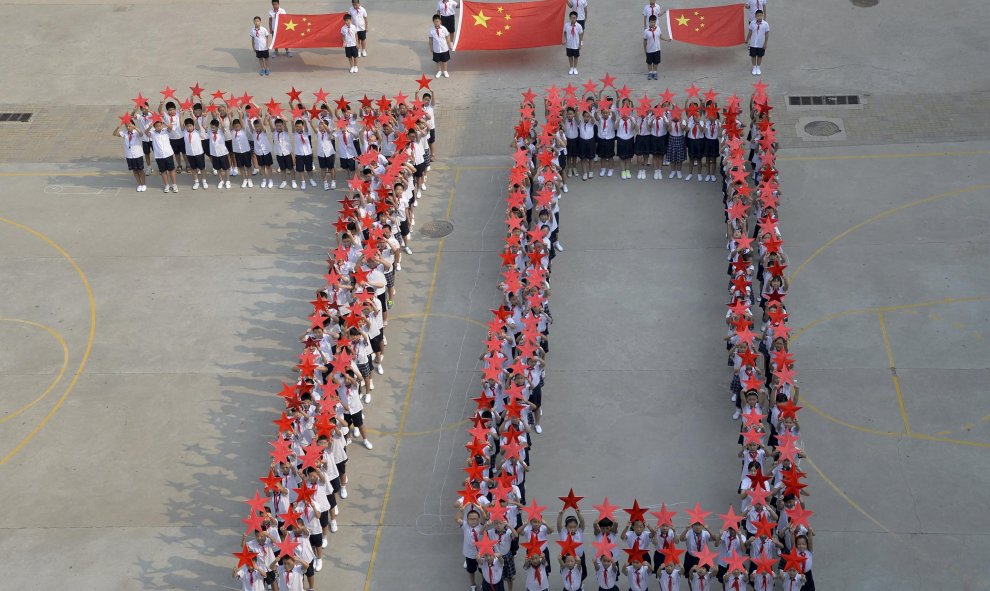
[0,218,96,467]
[0,318,69,424]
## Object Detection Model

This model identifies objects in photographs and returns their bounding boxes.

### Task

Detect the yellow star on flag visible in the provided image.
[496,30,503,36]
[473,10,492,27]
[284,20,297,31]
[675,14,690,26]
[505,13,511,21]
[497,5,504,12]
[504,24,510,30]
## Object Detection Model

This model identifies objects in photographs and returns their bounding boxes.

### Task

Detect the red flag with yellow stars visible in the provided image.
[454,0,566,51]
[665,4,745,47]
[271,13,346,49]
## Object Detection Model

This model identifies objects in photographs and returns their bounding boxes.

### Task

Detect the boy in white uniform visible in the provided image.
[180,111,207,190]
[643,0,664,28]
[250,16,271,76]
[268,0,291,57]
[310,117,337,190]
[349,0,369,56]
[567,0,589,28]
[562,11,584,76]
[112,118,147,191]
[437,0,458,35]
[144,117,178,193]
[292,119,315,190]
[428,14,452,78]
[745,10,770,75]
[251,115,274,188]
[643,15,671,80]
[342,14,360,73]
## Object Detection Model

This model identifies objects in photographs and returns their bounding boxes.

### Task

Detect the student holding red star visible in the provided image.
[556,506,587,580]
[111,116,147,192]
[142,115,179,193]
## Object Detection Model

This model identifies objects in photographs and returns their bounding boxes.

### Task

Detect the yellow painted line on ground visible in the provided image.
[362,168,461,591]
[789,182,990,281]
[877,311,912,435]
[0,318,69,423]
[804,454,897,536]
[0,218,96,467]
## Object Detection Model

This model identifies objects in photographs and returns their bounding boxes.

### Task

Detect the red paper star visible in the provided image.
[786,504,813,529]
[746,486,772,508]
[623,539,648,562]
[752,79,769,98]
[558,488,584,511]
[475,532,499,557]
[242,510,264,534]
[334,96,351,112]
[280,505,302,528]
[752,515,776,539]
[240,92,254,107]
[457,483,480,505]
[686,502,711,526]
[781,548,806,572]
[518,88,537,105]
[599,73,616,88]
[487,503,509,523]
[160,86,177,100]
[521,535,545,558]
[556,533,581,557]
[724,550,748,573]
[246,490,268,513]
[661,543,684,565]
[704,88,719,103]
[312,87,330,104]
[753,555,776,574]
[742,428,764,446]
[522,498,548,523]
[593,497,620,522]
[623,499,648,523]
[660,88,676,104]
[210,89,226,101]
[131,93,149,108]
[685,83,701,98]
[277,537,300,558]
[777,399,801,420]
[259,470,281,494]
[717,506,744,531]
[593,534,616,559]
[650,503,677,527]
[294,482,317,504]
[189,82,204,97]
[179,99,193,111]
[233,544,258,569]
[286,86,302,103]
[269,438,292,464]
[414,74,433,91]
[616,84,632,101]
[693,544,718,568]
[118,112,133,125]
[581,79,598,95]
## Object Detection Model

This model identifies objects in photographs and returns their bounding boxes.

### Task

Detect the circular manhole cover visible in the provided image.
[851,0,878,6]
[419,220,454,238]
[804,120,842,137]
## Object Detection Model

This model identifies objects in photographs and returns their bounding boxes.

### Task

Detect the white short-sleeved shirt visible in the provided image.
[563,22,583,49]
[341,24,358,47]
[658,567,682,591]
[277,564,306,591]
[644,2,662,19]
[272,129,292,156]
[462,522,484,558]
[626,564,651,591]
[429,25,451,52]
[119,129,143,158]
[314,129,335,158]
[136,111,155,137]
[644,26,663,52]
[748,19,769,48]
[236,567,266,591]
[183,128,204,156]
[251,26,270,50]
[164,113,184,140]
[423,104,436,130]
[207,128,228,157]
[268,7,286,28]
[568,0,588,20]
[561,565,582,590]
[231,127,251,153]
[596,559,619,590]
[745,0,767,21]
[348,6,368,31]
[148,128,174,159]
[437,0,458,16]
[293,130,313,156]
[252,128,272,156]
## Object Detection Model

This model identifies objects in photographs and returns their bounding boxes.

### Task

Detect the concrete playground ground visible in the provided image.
[1,1,989,590]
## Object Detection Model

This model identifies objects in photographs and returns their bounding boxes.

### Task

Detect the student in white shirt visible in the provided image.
[567,0,588,29]
[180,109,207,190]
[479,552,506,591]
[437,0,458,35]
[250,115,274,188]
[232,564,266,591]
[745,0,767,22]
[268,0,291,57]
[429,14,452,78]
[310,117,337,190]
[202,117,232,189]
[562,11,584,76]
[161,101,188,173]
[596,554,620,591]
[745,10,770,75]
[419,89,439,161]
[112,119,147,191]
[643,0,665,28]
[341,14,360,73]
[275,554,311,591]
[349,0,369,56]
[250,16,271,75]
[292,119,315,190]
[643,15,671,80]
[144,118,178,193]
[229,117,254,187]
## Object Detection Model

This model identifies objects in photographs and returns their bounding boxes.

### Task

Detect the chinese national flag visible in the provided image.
[454,0,565,51]
[271,13,346,49]
[666,3,745,47]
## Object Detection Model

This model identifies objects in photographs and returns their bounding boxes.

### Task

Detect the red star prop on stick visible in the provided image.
[558,488,583,511]
[556,533,581,557]
[277,537,300,558]
[189,83,204,97]
[660,88,676,104]
[593,534,616,559]
[259,470,281,494]
[787,504,813,529]
[693,545,718,569]
[725,550,748,573]
[718,506,744,531]
[233,544,258,569]
[475,532,499,557]
[685,83,701,98]
[781,548,807,572]
[661,543,684,565]
[118,112,133,125]
[160,86,177,100]
[623,499,648,523]
[650,503,677,527]
[623,539,648,562]
[286,87,302,103]
[686,502,711,526]
[242,510,264,534]
[593,497,620,522]
[246,490,267,513]
[521,498,547,523]
[521,535,545,558]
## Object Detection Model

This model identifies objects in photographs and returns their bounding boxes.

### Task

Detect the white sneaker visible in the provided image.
[314,559,322,572]
[331,180,337,189]
[404,246,412,255]
[300,183,306,191]
[416,189,422,198]
[669,171,676,179]
[653,170,660,180]
[352,427,361,438]
[291,180,298,189]
[322,537,328,548]
[710,175,717,183]
[171,184,178,193]
[362,49,367,57]
[676,171,683,179]
[340,486,348,499]
[163,185,170,193]
[640,170,647,180]
[280,180,288,189]
[252,168,259,175]
[225,180,231,188]
[376,364,384,374]
[751,66,758,76]
[395,262,402,271]
[218,181,224,189]
[363,439,373,449]
[333,505,339,516]
[363,393,371,404]
[686,174,693,181]
[231,168,239,176]
[732,409,742,420]
[241,179,248,188]
[192,180,200,190]
[200,181,207,190]
[212,168,218,176]
[554,241,564,252]
[330,519,338,532]
[607,168,613,177]
[443,71,449,78]
[309,178,316,187]
[568,67,574,75]
[247,179,254,187]
[571,69,577,76]
[581,172,588,180]
[324,181,330,191]
[756,66,762,75]
[421,183,427,190]
[436,71,442,78]
[562,184,568,193]
[535,425,543,434]
[697,174,704,182]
